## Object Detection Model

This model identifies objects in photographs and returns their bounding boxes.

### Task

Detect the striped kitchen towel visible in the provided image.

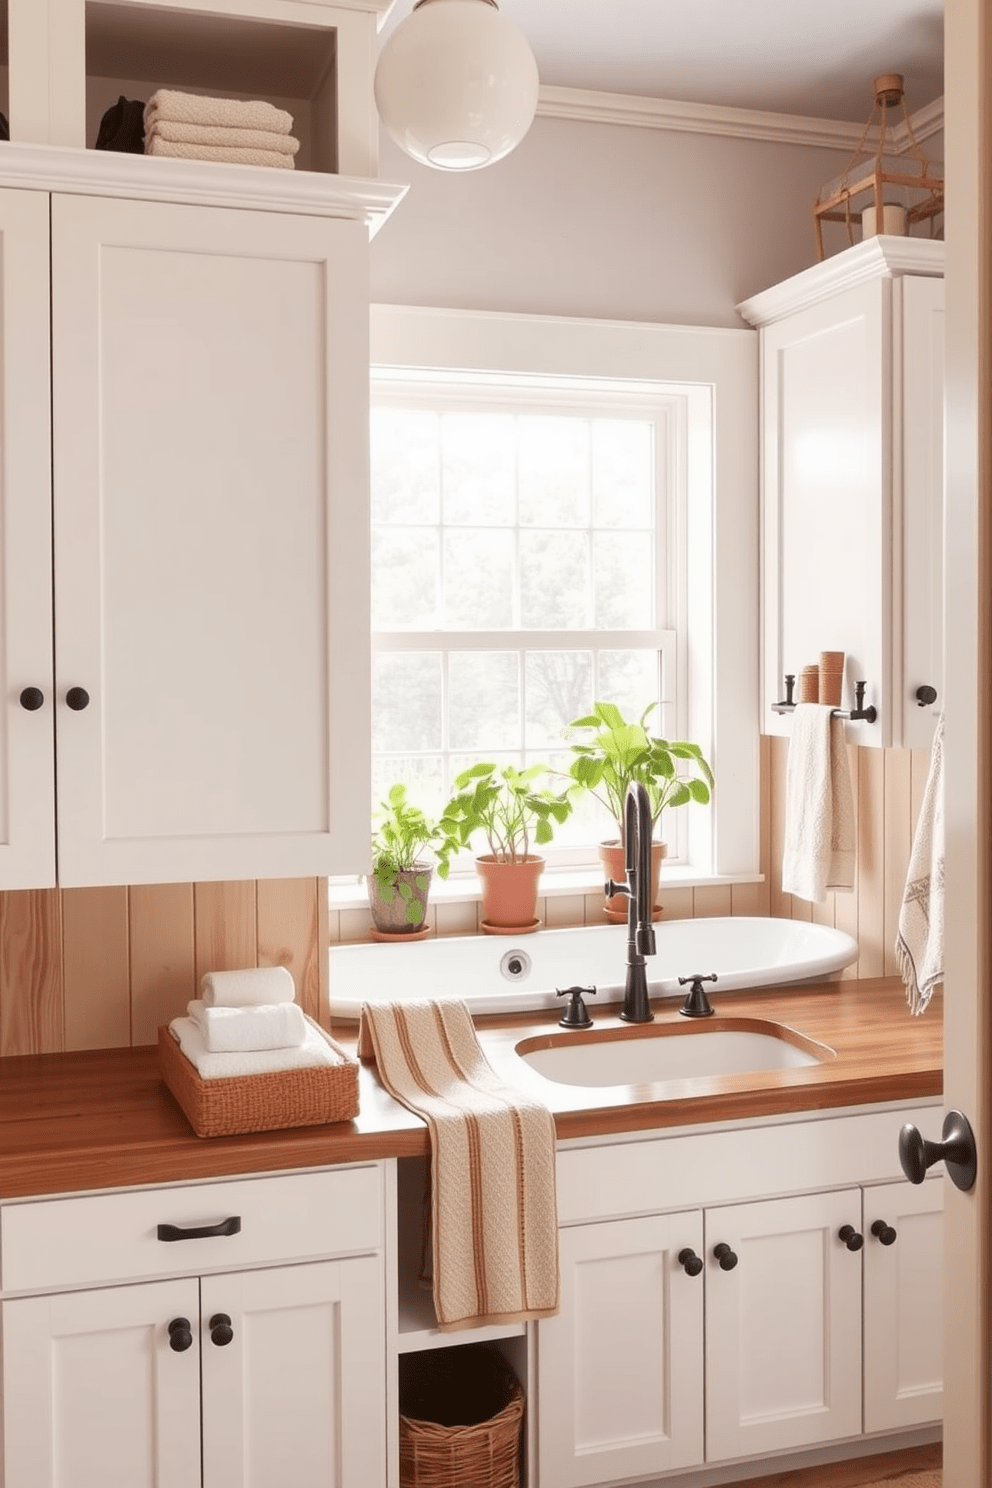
[359,999,559,1331]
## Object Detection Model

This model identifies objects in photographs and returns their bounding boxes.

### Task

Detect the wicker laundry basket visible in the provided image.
[398,1344,524,1488]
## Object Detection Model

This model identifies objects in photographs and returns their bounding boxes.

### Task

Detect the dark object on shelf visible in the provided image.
[557,984,595,1028]
[95,96,146,154]
[773,675,878,723]
[399,1343,524,1488]
[0,113,9,142]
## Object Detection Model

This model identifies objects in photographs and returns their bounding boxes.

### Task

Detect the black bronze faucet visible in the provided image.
[604,781,657,1023]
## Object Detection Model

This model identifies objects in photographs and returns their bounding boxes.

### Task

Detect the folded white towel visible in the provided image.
[187,999,307,1053]
[144,119,300,154]
[895,713,944,1015]
[782,704,856,902]
[200,966,295,1007]
[168,1014,347,1079]
[146,137,295,169]
[144,89,293,135]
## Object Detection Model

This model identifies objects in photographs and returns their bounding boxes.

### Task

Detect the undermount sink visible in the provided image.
[515,1019,832,1088]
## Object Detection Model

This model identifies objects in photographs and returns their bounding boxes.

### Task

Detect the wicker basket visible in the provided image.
[158,1020,359,1138]
[399,1345,524,1488]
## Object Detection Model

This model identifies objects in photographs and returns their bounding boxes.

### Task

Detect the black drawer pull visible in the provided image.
[157,1215,242,1242]
[210,1312,235,1346]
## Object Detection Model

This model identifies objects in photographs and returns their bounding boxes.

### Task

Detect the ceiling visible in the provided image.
[380,0,944,123]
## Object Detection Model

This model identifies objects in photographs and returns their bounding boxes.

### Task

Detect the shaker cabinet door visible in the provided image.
[50,192,371,886]
[2,1278,202,1488]
[0,188,57,888]
[537,1212,705,1487]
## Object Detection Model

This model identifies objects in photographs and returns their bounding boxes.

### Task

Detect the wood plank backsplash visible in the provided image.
[0,741,933,1054]
[0,878,327,1057]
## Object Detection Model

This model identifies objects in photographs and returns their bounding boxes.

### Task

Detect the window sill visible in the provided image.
[329,866,764,914]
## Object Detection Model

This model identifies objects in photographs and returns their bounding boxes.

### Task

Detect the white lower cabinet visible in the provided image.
[0,1167,389,1488]
[704,1188,864,1461]
[537,1212,704,1487]
[538,1108,944,1487]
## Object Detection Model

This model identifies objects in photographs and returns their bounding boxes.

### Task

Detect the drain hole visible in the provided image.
[499,949,532,982]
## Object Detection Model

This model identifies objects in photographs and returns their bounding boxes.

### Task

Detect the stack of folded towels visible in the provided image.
[143,89,300,170]
[168,966,347,1078]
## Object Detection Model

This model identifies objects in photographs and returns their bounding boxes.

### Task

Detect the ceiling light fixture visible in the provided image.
[374,0,540,172]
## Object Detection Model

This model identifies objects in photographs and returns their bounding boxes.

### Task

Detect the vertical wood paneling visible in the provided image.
[0,889,63,1055]
[129,883,195,1045]
[692,885,733,917]
[257,877,321,1022]
[856,749,887,978]
[193,880,257,984]
[832,743,861,975]
[882,751,914,977]
[61,886,130,1050]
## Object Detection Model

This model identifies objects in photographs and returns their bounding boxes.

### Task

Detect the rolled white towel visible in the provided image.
[200,966,295,1007]
[145,119,300,154]
[144,89,293,135]
[168,1014,348,1079]
[146,137,295,169]
[187,999,307,1053]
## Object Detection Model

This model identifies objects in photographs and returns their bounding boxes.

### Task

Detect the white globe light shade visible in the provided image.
[374,0,540,171]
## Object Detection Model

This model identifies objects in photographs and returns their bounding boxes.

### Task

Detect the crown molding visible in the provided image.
[536,84,945,154]
[736,237,944,327]
[0,142,407,235]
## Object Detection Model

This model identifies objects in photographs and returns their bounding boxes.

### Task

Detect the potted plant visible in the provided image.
[436,762,572,932]
[367,783,445,940]
[564,701,714,920]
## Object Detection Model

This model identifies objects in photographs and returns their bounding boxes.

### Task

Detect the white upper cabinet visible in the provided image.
[739,239,944,749]
[0,189,57,887]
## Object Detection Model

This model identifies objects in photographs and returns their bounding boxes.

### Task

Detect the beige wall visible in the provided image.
[372,117,853,328]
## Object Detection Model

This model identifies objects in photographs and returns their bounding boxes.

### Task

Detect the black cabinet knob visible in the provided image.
[19,687,44,711]
[677,1247,703,1277]
[838,1224,864,1252]
[915,685,938,706]
[713,1242,738,1271]
[65,687,90,711]
[168,1317,193,1352]
[209,1312,234,1346]
[899,1110,977,1192]
[870,1219,898,1246]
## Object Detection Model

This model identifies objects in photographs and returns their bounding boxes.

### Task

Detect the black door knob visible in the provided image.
[713,1242,738,1271]
[870,1219,898,1246]
[19,687,44,711]
[677,1247,703,1277]
[838,1224,864,1252]
[65,687,90,711]
[168,1317,193,1352]
[209,1312,234,1346]
[915,685,938,706]
[899,1109,977,1191]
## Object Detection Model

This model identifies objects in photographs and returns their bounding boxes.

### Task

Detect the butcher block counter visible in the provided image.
[0,977,941,1200]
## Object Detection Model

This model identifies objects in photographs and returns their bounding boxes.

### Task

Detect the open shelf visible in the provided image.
[85,1,339,172]
[396,1156,527,1355]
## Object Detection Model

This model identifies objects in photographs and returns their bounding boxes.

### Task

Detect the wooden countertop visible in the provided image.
[0,978,941,1200]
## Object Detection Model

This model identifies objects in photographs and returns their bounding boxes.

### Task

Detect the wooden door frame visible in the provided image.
[942,0,991,1480]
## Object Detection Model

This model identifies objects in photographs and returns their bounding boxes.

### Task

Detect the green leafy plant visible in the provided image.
[436,762,573,871]
[368,783,442,928]
[564,701,714,843]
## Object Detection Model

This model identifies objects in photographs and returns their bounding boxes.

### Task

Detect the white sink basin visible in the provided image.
[516,1021,831,1088]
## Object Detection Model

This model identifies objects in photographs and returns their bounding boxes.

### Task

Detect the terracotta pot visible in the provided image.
[475,853,544,931]
[367,864,433,934]
[598,840,667,922]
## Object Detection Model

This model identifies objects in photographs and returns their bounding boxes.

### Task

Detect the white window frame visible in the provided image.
[367,304,760,886]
